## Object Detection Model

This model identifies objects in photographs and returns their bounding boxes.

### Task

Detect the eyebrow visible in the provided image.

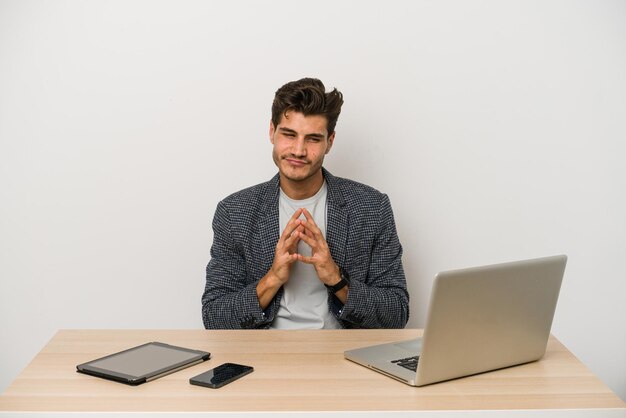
[278,127,325,139]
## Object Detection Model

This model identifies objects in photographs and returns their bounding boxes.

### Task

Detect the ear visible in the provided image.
[325,132,336,154]
[269,120,275,144]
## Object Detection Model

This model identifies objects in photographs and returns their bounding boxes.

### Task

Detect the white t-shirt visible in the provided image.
[271,182,341,329]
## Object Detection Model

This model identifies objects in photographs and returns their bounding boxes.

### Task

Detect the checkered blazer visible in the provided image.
[202,168,409,329]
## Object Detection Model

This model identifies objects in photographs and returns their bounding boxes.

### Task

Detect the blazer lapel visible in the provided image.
[324,169,349,269]
[255,174,281,277]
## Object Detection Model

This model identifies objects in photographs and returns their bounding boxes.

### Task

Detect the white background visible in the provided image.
[1,0,624,401]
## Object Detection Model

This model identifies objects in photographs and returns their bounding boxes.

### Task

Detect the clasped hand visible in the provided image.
[269,208,339,287]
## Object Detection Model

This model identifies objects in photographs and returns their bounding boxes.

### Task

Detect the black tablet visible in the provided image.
[76,342,210,385]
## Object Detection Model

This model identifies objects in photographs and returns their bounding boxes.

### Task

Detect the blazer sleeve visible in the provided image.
[201,201,272,329]
[336,194,409,329]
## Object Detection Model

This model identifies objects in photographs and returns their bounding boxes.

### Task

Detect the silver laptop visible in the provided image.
[344,255,567,386]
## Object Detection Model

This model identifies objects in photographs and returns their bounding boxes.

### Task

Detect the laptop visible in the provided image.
[344,255,567,386]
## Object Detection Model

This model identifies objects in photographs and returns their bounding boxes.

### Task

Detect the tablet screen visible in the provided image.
[88,343,201,377]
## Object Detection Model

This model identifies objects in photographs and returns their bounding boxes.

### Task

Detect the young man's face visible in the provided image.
[270,110,335,186]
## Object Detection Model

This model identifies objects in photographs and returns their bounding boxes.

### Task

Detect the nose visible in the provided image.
[292,137,307,157]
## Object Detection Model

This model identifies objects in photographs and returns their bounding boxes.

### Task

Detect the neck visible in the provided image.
[279,170,324,200]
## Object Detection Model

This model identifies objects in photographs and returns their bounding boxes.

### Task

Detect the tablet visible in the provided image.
[76,342,210,385]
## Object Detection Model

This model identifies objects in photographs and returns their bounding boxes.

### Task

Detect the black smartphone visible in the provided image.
[189,363,253,388]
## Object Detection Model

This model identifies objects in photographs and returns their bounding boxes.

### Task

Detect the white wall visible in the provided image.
[1,0,624,401]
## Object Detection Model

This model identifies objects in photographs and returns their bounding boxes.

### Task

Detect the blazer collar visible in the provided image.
[323,168,349,268]
[322,167,346,209]
[260,172,281,218]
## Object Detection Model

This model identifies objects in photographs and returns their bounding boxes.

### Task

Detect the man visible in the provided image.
[202,78,408,329]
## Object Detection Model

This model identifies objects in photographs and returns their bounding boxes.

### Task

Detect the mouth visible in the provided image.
[284,158,308,167]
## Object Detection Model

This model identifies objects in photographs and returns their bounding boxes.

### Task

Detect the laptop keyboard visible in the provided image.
[391,355,420,372]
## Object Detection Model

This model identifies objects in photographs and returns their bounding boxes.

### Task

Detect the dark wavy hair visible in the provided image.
[271,78,344,135]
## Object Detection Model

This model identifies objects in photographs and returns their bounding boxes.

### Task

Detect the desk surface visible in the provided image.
[0,329,624,413]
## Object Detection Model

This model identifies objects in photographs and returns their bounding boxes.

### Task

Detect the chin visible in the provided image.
[280,167,312,182]
[282,172,310,182]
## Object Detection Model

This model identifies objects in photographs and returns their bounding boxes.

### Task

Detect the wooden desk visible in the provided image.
[0,329,624,416]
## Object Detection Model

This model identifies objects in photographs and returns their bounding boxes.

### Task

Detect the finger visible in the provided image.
[297,229,317,248]
[301,207,313,220]
[301,220,323,242]
[296,253,315,264]
[285,208,304,231]
[302,225,316,240]
[279,216,302,242]
[299,224,330,256]
[279,251,299,265]
[290,208,304,221]
[300,208,318,229]
[284,226,303,250]
[300,209,323,236]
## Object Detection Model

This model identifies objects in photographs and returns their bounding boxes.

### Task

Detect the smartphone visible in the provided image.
[189,363,253,388]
